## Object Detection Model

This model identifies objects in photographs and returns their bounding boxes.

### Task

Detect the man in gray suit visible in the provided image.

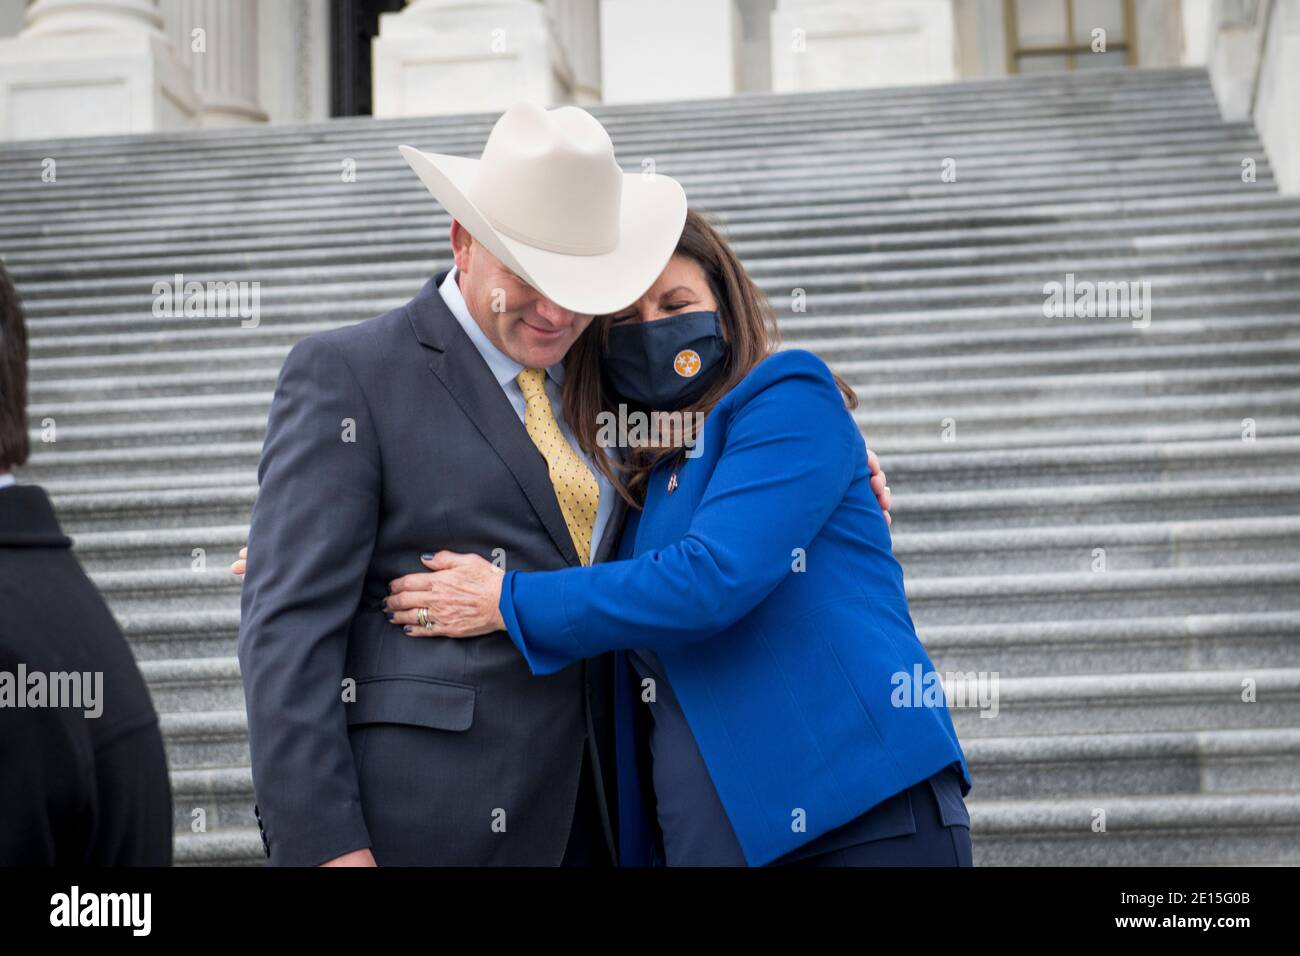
[237,102,689,866]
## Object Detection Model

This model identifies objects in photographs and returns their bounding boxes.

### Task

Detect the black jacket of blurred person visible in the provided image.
[0,261,173,865]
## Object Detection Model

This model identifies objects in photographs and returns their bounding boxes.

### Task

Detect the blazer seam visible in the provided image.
[314,336,384,486]
[697,667,772,864]
[760,592,873,632]
[826,637,910,782]
[558,572,587,659]
[352,673,480,693]
[756,626,856,831]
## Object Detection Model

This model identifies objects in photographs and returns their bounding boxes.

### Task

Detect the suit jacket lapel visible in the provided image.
[594,492,629,564]
[410,271,584,568]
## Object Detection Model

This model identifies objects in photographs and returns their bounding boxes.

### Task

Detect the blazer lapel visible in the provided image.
[409,271,584,568]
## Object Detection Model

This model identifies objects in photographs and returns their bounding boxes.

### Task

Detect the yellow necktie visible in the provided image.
[516,367,600,565]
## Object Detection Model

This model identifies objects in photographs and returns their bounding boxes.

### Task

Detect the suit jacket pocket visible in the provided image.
[345,674,477,732]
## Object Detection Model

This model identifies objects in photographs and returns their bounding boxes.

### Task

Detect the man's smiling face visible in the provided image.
[450,220,595,369]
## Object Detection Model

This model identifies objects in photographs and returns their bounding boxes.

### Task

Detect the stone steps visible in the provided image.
[946,668,1300,737]
[23,396,1300,455]
[26,357,1300,405]
[923,612,1300,676]
[37,471,1300,535]
[62,515,1300,578]
[89,561,1300,620]
[23,336,1300,390]
[966,792,1300,866]
[12,192,1298,260]
[21,278,1300,353]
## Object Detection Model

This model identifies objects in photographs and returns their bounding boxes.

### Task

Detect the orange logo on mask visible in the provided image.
[673,349,701,377]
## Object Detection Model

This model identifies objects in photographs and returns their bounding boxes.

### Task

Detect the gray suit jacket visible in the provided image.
[237,270,627,866]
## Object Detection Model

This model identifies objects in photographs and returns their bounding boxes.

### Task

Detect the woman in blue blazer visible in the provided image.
[390,211,973,866]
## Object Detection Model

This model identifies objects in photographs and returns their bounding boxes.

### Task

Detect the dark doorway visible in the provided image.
[330,0,407,117]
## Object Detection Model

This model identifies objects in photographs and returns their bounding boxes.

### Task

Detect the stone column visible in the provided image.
[1253,0,1300,193]
[1207,0,1271,120]
[256,0,330,125]
[550,0,600,103]
[21,0,164,35]
[769,0,957,93]
[599,0,741,103]
[162,0,267,126]
[1182,0,1215,64]
[0,0,198,139]
[371,0,574,117]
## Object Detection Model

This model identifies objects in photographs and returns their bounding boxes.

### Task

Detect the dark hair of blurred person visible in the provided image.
[0,258,30,473]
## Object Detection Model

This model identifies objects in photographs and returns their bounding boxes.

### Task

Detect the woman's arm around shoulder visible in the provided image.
[499,347,863,673]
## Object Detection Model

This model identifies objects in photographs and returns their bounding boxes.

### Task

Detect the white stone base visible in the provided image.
[600,0,740,104]
[0,29,196,140]
[371,0,570,118]
[194,93,268,128]
[770,0,957,94]
[1254,0,1300,194]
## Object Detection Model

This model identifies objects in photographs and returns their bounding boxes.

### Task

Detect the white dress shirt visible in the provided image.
[0,473,15,491]
[438,266,615,564]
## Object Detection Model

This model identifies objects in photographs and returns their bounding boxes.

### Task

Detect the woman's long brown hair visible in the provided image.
[562,208,858,509]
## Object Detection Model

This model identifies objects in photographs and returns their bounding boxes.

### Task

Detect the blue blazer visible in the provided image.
[499,348,972,865]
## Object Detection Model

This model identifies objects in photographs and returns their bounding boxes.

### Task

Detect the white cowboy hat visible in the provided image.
[399,101,688,316]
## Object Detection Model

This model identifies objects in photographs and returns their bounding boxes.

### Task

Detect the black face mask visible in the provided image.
[601,310,729,410]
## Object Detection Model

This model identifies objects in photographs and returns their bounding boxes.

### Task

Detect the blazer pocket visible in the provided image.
[345,675,477,732]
